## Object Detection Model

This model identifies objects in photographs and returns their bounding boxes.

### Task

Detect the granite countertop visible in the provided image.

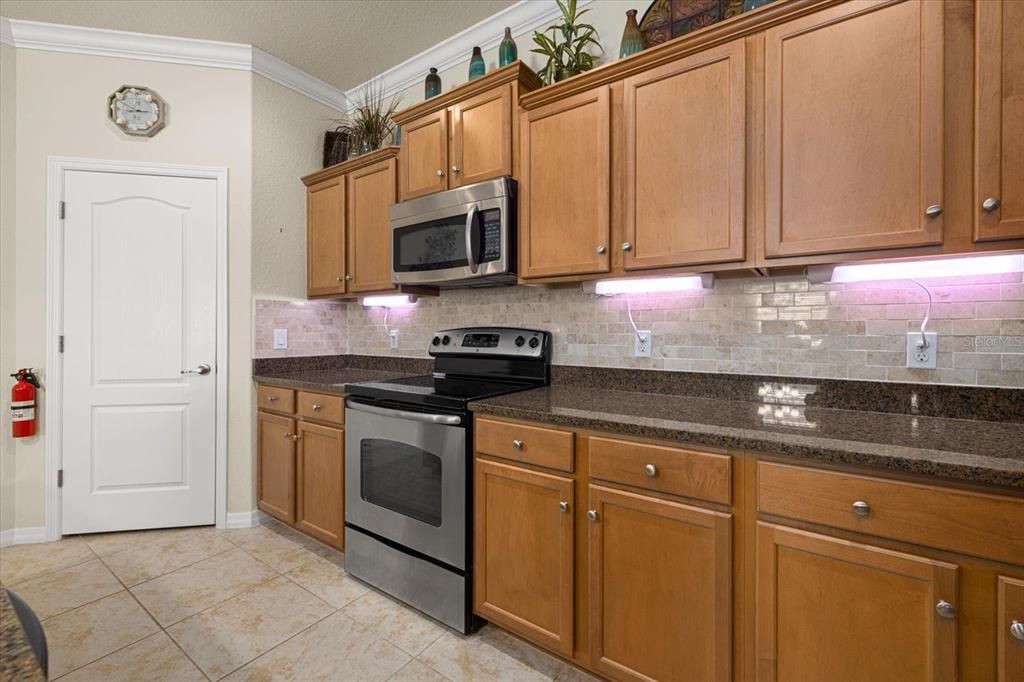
[469,386,1024,491]
[253,368,416,395]
[0,588,45,682]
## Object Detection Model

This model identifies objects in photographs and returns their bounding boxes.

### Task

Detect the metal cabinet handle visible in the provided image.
[644,464,657,477]
[512,439,524,450]
[312,404,322,411]
[621,242,633,252]
[181,363,211,375]
[559,501,569,513]
[451,165,461,173]
[1011,620,1024,641]
[935,600,956,619]
[587,510,598,522]
[436,169,445,177]
[596,245,606,254]
[925,204,943,218]
[982,197,1001,213]
[852,500,871,517]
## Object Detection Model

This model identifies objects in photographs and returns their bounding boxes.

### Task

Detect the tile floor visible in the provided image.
[1,520,596,681]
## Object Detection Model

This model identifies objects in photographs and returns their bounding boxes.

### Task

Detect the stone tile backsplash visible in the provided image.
[253,299,346,358]
[254,270,1024,388]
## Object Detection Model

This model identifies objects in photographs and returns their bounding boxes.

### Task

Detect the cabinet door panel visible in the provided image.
[296,421,344,549]
[306,176,346,296]
[998,576,1024,682]
[474,459,574,656]
[764,0,944,257]
[400,110,448,200]
[452,85,512,187]
[975,0,1024,241]
[757,522,958,682]
[347,158,398,293]
[521,87,611,278]
[257,412,296,523]
[624,39,746,269]
[589,485,731,682]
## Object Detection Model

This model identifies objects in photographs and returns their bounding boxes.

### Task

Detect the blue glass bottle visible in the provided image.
[469,46,486,80]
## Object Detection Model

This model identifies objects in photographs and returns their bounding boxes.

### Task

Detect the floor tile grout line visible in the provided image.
[97,534,241,589]
[152,569,285,629]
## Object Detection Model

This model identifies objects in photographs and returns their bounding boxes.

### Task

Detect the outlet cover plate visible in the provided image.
[388,329,400,349]
[273,328,288,350]
[634,330,652,358]
[906,332,937,369]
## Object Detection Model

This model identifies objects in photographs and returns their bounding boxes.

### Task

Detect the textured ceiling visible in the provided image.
[0,0,516,90]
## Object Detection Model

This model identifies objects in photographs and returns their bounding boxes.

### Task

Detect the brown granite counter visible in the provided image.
[254,368,416,395]
[470,386,1024,492]
[0,588,45,682]
[252,355,431,395]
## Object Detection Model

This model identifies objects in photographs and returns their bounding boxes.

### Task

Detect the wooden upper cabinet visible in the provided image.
[998,576,1024,682]
[306,175,346,296]
[521,86,611,278]
[295,421,344,550]
[623,39,746,270]
[474,458,575,657]
[257,411,296,524]
[764,0,944,258]
[975,0,1024,242]
[588,485,732,682]
[400,108,449,200]
[347,157,398,293]
[451,84,513,187]
[757,522,958,682]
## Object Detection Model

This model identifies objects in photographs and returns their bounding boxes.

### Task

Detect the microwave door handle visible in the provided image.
[347,400,463,426]
[465,203,479,274]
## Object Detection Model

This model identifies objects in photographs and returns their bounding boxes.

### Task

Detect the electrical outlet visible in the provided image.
[388,329,400,349]
[273,328,287,350]
[906,332,937,369]
[634,330,652,358]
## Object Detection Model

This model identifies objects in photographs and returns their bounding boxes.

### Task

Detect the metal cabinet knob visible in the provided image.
[292,434,302,442]
[982,196,1001,213]
[644,464,657,477]
[436,169,445,177]
[451,166,461,173]
[312,404,321,411]
[283,432,292,439]
[596,245,606,254]
[935,600,957,619]
[336,276,342,282]
[587,510,598,522]
[267,395,278,402]
[621,242,633,252]
[925,204,943,218]
[512,439,523,450]
[1011,620,1024,641]
[345,275,352,281]
[559,501,569,513]
[852,500,871,517]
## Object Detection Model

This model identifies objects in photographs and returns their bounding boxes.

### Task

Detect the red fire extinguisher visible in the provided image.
[10,368,41,438]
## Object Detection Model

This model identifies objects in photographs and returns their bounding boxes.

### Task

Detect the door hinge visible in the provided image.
[58,335,64,353]
[57,469,63,487]
[59,201,66,220]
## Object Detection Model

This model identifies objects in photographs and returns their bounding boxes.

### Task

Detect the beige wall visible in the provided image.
[1,42,17,533]
[10,49,255,529]
[252,75,342,300]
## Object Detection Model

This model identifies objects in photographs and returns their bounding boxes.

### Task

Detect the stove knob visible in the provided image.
[442,335,451,345]
[528,337,541,349]
[431,336,441,347]
[515,336,526,347]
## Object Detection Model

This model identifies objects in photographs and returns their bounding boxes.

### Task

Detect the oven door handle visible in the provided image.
[465,203,479,274]
[347,400,463,426]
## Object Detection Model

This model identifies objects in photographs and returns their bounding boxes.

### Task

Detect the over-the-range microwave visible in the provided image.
[389,177,516,287]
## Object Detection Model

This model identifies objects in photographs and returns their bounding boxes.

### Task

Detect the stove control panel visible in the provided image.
[429,327,549,358]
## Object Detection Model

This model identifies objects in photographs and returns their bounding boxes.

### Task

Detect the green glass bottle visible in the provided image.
[619,9,643,59]
[469,46,486,80]
[425,67,441,99]
[499,27,518,67]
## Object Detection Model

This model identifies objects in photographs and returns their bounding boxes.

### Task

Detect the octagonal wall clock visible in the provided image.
[108,85,166,137]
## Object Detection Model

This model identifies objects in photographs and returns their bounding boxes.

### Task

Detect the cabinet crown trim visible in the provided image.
[394,61,542,125]
[301,146,400,186]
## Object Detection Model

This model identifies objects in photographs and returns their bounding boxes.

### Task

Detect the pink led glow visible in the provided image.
[826,254,1024,283]
[591,275,711,295]
[360,294,416,307]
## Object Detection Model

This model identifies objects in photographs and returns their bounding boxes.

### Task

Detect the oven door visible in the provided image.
[344,399,467,569]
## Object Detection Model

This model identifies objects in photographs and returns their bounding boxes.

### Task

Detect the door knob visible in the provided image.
[436,169,445,177]
[925,204,943,218]
[587,510,598,522]
[644,464,657,477]
[181,363,211,375]
[559,501,569,513]
[852,500,871,517]
[982,197,1001,213]
[621,242,633,252]
[935,600,957,619]
[1011,620,1024,641]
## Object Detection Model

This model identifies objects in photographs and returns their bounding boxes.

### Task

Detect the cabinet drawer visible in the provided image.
[589,437,731,505]
[758,461,1024,565]
[258,384,295,413]
[297,391,344,425]
[475,418,574,472]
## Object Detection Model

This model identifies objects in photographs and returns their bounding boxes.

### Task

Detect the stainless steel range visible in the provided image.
[344,327,551,633]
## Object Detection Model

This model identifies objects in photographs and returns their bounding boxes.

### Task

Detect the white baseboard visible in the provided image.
[224,510,268,529]
[0,526,49,547]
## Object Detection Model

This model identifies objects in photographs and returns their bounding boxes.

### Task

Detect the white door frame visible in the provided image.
[45,156,229,540]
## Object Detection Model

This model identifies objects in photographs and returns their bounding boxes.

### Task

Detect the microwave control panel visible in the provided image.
[480,209,502,263]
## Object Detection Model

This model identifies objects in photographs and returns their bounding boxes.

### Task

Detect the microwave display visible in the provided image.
[393,208,502,272]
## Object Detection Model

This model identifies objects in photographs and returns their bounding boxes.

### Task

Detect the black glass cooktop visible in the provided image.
[345,374,537,411]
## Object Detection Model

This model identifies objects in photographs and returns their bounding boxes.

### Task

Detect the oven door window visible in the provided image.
[360,439,443,527]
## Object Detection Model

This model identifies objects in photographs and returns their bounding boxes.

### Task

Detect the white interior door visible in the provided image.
[62,170,218,534]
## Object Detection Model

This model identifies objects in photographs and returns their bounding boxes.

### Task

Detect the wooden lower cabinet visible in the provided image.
[474,458,575,656]
[756,522,958,682]
[295,421,344,548]
[588,485,732,682]
[257,411,296,524]
[998,576,1024,682]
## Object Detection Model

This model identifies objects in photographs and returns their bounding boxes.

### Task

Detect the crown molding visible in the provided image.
[0,17,349,113]
[343,0,592,104]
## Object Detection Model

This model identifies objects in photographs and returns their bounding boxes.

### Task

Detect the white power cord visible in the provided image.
[383,307,390,337]
[908,279,932,348]
[625,295,643,343]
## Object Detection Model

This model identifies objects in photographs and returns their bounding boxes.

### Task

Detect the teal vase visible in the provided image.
[499,27,518,66]
[619,9,643,59]
[425,67,441,99]
[469,46,486,80]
